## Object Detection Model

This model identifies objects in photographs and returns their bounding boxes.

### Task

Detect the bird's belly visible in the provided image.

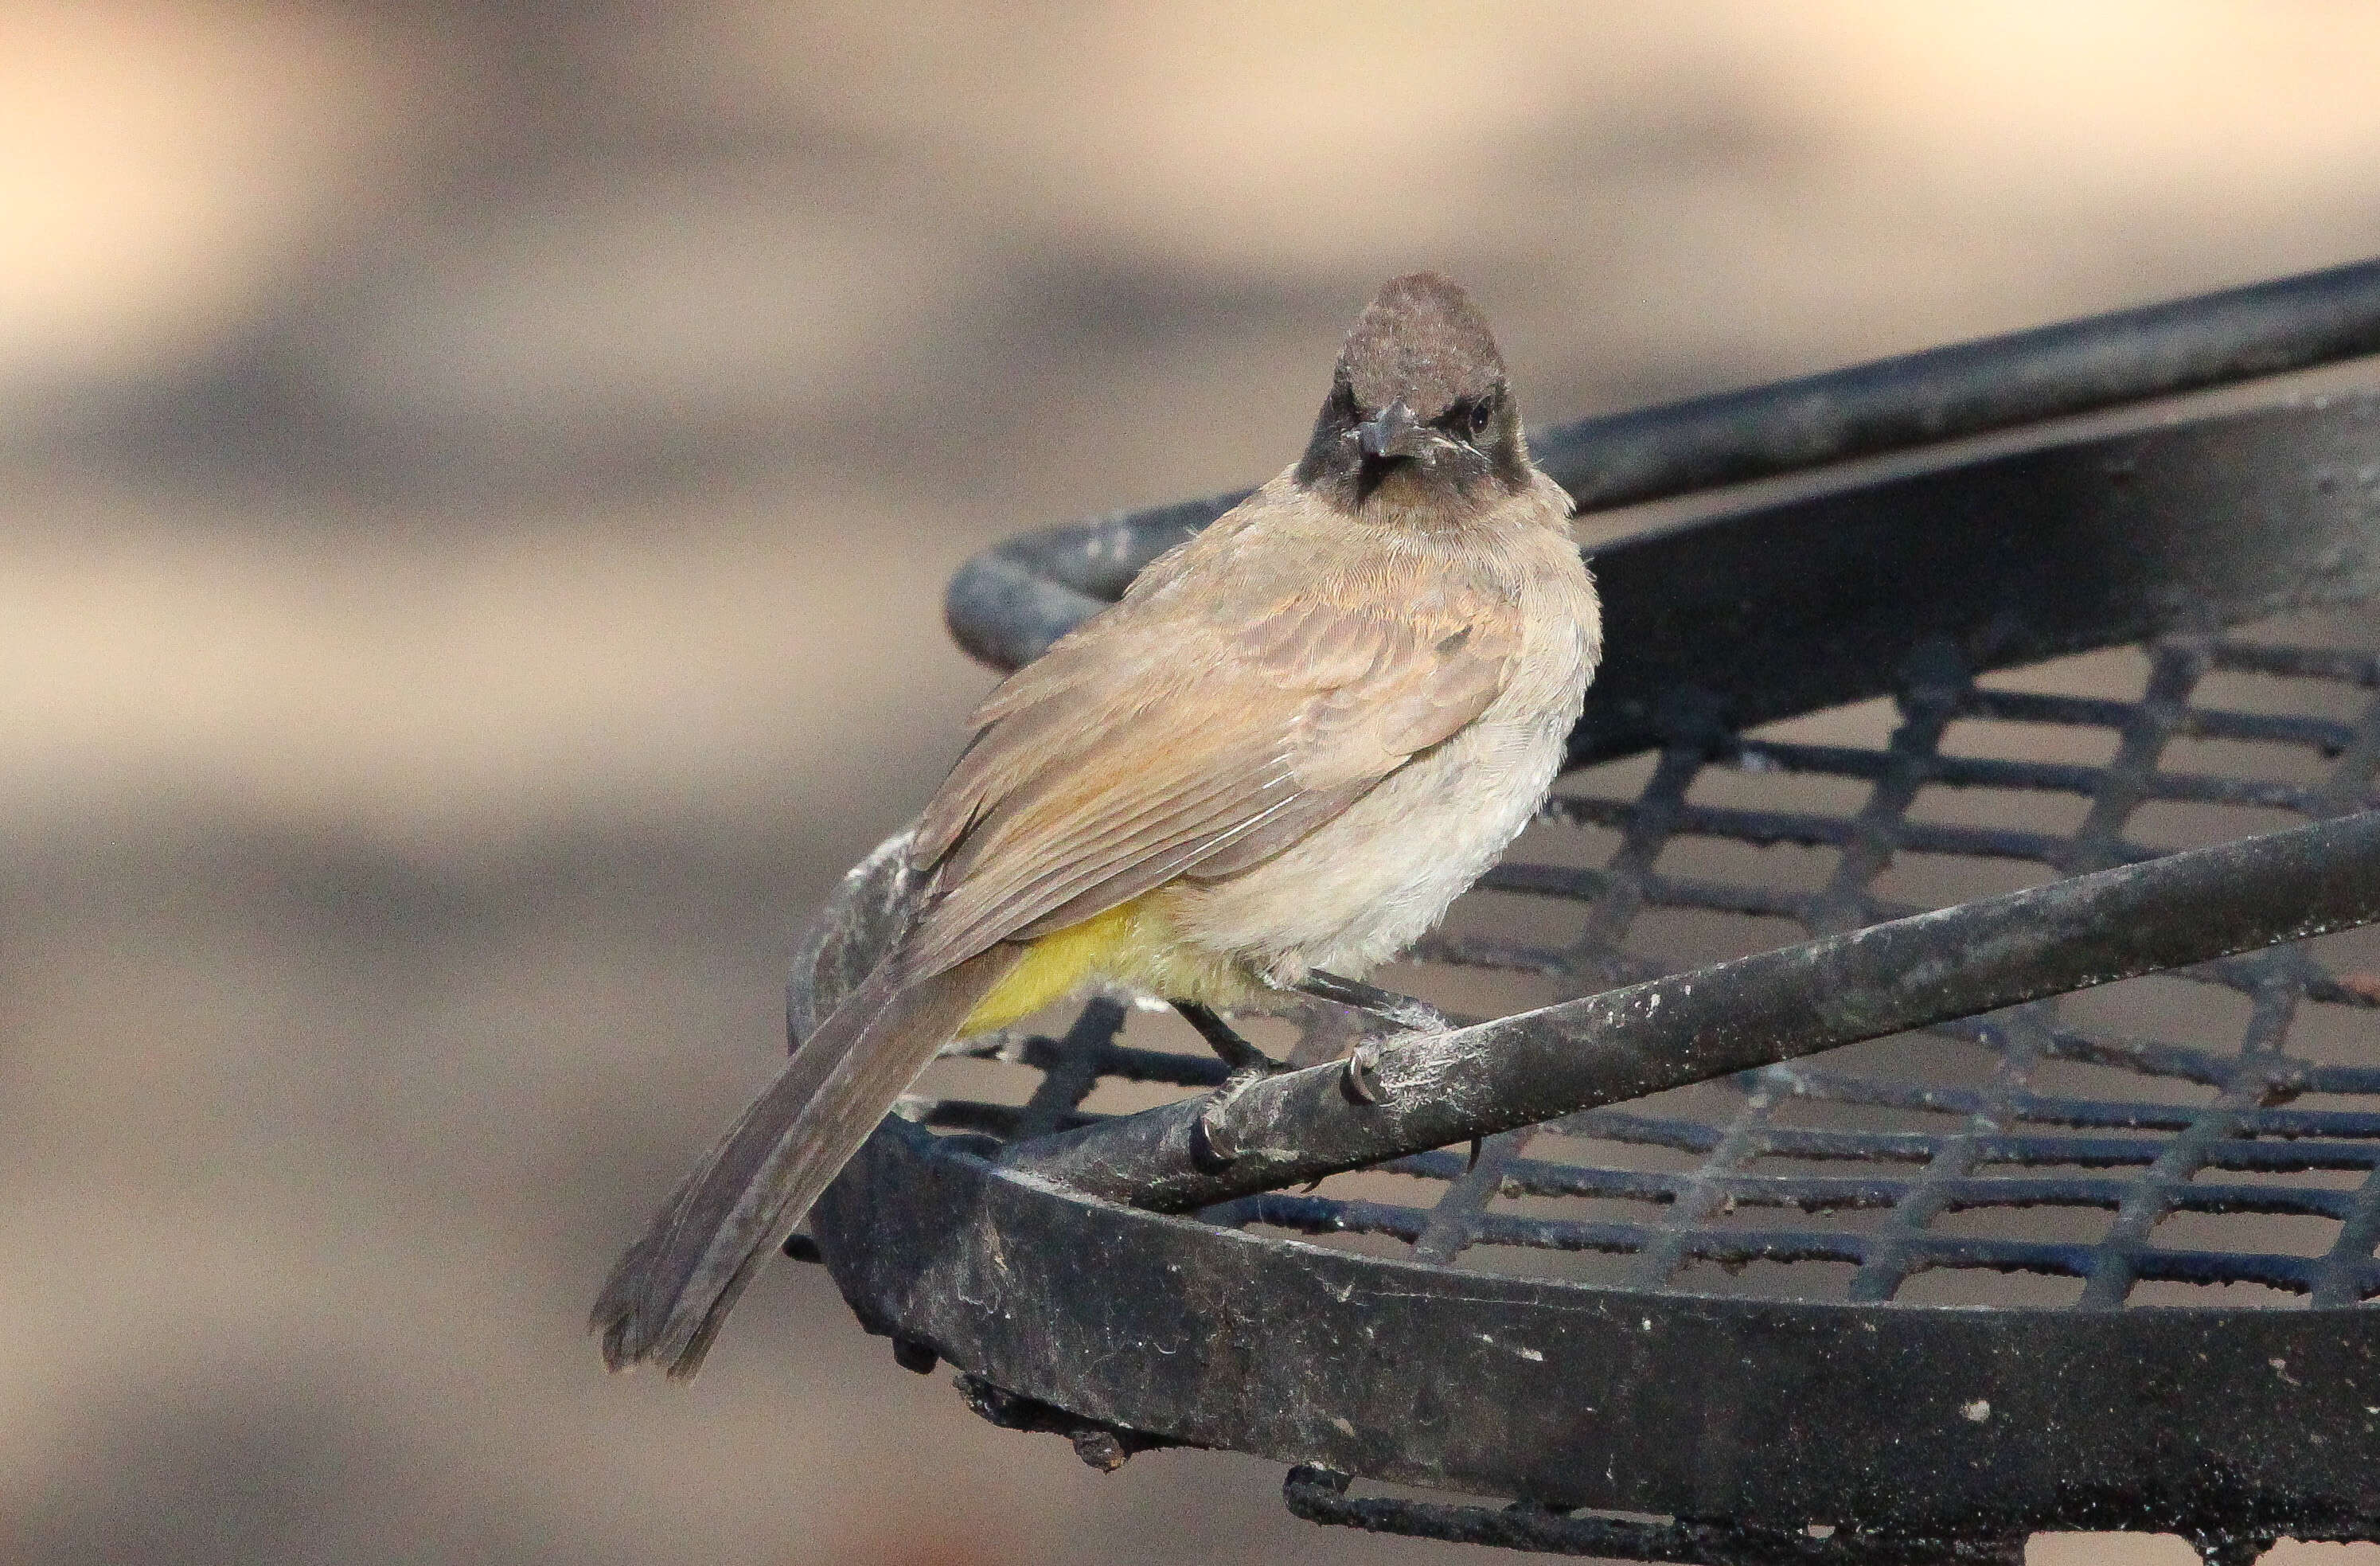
[1158,697,1574,985]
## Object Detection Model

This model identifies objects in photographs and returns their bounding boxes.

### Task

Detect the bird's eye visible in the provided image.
[1466,397,1495,438]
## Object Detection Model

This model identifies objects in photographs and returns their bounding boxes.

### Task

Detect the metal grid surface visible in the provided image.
[905,606,2380,1315]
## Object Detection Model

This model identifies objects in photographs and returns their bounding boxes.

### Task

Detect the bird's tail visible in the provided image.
[591,943,1015,1378]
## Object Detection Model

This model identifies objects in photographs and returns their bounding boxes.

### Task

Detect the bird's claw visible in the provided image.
[1341,1037,1387,1105]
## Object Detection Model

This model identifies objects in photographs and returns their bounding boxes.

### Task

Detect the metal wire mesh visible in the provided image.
[905,603,2380,1316]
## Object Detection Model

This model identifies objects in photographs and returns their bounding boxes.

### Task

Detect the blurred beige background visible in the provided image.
[6,3,2380,1563]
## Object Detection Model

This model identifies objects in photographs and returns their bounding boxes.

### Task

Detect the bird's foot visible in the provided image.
[1193,1064,1288,1165]
[1177,1002,1297,1166]
[1295,974,1445,1110]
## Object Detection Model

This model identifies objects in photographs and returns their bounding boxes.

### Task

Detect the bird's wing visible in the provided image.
[900,574,1517,978]
[588,571,1518,1378]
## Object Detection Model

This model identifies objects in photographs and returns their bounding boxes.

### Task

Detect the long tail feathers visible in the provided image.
[591,945,1015,1378]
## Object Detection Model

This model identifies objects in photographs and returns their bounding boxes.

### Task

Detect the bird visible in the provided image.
[593,271,1602,1377]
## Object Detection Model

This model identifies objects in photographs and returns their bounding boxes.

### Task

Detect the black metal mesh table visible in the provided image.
[794,263,2380,1565]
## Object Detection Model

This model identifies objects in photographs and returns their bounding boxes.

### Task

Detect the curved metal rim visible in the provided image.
[814,1115,2380,1537]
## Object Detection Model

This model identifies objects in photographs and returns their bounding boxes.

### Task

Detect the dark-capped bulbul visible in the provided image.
[594,272,1602,1377]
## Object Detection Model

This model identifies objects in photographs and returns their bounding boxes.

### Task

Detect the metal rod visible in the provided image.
[1000,811,2380,1213]
[1535,254,2380,511]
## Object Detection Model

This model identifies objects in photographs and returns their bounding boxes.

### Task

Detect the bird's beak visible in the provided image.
[1356,399,1422,460]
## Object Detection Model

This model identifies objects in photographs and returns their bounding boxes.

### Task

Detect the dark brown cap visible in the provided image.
[1336,271,1507,420]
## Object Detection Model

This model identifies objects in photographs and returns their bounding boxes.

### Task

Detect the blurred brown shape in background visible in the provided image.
[5,4,2380,1563]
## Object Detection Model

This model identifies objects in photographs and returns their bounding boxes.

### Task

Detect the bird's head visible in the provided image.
[1294,271,1530,518]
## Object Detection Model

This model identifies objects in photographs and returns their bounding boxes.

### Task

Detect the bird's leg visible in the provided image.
[1175,1002,1287,1076]
[1296,970,1450,1034]
[1177,1002,1294,1166]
